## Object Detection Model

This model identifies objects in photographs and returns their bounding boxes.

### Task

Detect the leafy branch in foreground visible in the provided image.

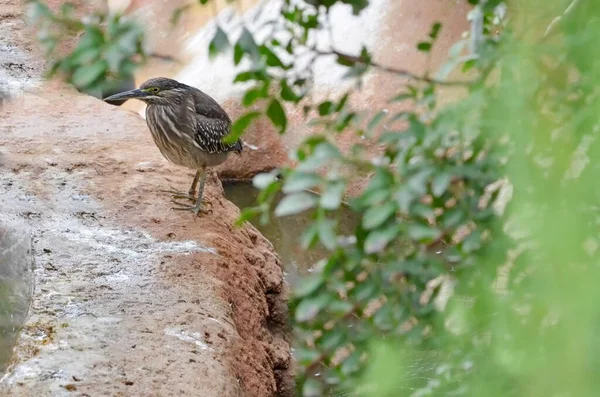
[28,0,145,92]
[222,0,600,395]
[213,0,512,394]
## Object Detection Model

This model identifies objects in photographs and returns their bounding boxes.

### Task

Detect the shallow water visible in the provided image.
[223,182,359,284]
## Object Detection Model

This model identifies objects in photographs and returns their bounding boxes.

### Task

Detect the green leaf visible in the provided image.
[449,39,467,58]
[295,293,331,322]
[320,182,345,210]
[80,26,105,48]
[432,172,452,197]
[302,378,323,397]
[296,142,340,172]
[59,2,76,16]
[318,218,337,250]
[280,80,302,103]
[71,61,107,89]
[266,98,287,133]
[294,275,325,298]
[70,46,100,65]
[462,59,476,72]
[417,41,432,52]
[391,92,415,103]
[357,187,390,207]
[407,168,434,195]
[462,229,482,252]
[170,5,190,25]
[362,201,396,230]
[329,299,354,316]
[258,180,281,203]
[224,111,261,144]
[282,172,321,194]
[364,225,399,254]
[336,93,350,111]
[235,207,260,226]
[349,0,369,15]
[439,208,464,228]
[436,59,459,80]
[252,172,277,189]
[208,26,229,59]
[318,330,345,351]
[233,44,244,65]
[412,203,435,219]
[407,224,441,243]
[29,1,52,22]
[352,280,378,302]
[341,350,362,376]
[242,85,268,106]
[394,187,417,213]
[296,154,328,173]
[116,28,141,54]
[259,45,285,68]
[318,101,334,116]
[429,22,442,40]
[367,110,387,134]
[295,347,321,367]
[365,168,395,192]
[104,45,125,73]
[334,111,357,132]
[237,28,259,62]
[234,70,266,83]
[373,303,395,331]
[301,223,319,249]
[274,192,317,217]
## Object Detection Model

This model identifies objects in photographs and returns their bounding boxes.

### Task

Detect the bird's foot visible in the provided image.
[170,200,212,217]
[160,186,196,201]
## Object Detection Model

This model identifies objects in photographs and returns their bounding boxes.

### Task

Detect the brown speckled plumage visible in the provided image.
[141,77,242,166]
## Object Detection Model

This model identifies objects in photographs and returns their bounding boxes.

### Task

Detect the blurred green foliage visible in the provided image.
[28,0,144,93]
[30,0,600,395]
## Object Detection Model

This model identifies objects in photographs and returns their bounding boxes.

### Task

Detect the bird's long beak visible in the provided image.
[103,88,148,103]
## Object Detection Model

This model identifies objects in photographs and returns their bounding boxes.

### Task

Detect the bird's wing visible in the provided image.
[192,116,242,154]
[182,91,242,154]
[191,87,231,122]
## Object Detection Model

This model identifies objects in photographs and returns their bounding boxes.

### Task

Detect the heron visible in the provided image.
[103,77,242,216]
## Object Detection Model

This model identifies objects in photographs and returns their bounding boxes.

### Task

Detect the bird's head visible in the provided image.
[103,77,187,106]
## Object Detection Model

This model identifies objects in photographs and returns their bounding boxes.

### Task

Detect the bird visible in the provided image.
[103,77,243,216]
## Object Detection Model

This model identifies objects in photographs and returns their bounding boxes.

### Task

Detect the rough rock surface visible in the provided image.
[0,1,291,396]
[0,225,33,373]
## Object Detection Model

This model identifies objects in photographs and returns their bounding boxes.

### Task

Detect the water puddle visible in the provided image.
[0,224,34,374]
[223,182,359,284]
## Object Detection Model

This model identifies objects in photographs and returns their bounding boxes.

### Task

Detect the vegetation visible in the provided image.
[29,0,600,395]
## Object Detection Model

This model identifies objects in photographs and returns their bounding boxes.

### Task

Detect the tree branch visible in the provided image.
[147,52,180,63]
[314,49,476,87]
[543,0,581,40]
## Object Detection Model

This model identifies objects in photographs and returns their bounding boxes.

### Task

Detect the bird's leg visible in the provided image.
[171,168,211,216]
[188,170,201,197]
[193,168,208,214]
[162,170,201,202]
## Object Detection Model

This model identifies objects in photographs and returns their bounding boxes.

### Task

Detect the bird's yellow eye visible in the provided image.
[150,87,160,94]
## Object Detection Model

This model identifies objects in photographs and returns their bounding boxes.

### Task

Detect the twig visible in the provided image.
[147,52,180,63]
[543,0,581,40]
[469,3,485,56]
[314,49,476,87]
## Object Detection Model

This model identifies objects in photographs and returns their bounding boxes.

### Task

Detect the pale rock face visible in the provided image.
[107,0,133,13]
